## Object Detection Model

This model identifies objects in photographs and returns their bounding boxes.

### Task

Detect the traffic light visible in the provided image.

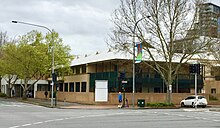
[52,73,57,82]
[189,64,196,73]
[189,64,200,74]
[122,84,125,90]
[196,63,200,74]
[120,72,126,80]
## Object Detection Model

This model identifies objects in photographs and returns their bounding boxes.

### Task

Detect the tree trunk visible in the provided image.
[8,88,12,97]
[167,85,172,104]
[22,89,27,100]
[166,73,173,104]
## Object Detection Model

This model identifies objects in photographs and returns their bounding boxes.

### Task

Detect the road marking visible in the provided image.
[9,126,20,128]
[21,124,31,127]
[44,120,54,123]
[8,111,136,128]
[54,118,64,121]
[33,122,43,125]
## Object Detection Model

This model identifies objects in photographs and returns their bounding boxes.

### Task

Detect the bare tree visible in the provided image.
[109,0,214,103]
[0,32,8,46]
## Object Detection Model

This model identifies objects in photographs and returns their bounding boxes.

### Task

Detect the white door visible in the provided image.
[95,80,108,102]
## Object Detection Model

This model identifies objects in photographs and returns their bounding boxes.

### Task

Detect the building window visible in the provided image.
[64,83,68,92]
[76,82,80,92]
[71,67,76,74]
[82,65,86,73]
[211,88,216,94]
[76,66,81,74]
[114,65,118,72]
[81,82,87,92]
[154,88,161,93]
[69,82,74,92]
[59,83,63,92]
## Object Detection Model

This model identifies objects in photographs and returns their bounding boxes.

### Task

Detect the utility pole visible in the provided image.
[12,20,55,107]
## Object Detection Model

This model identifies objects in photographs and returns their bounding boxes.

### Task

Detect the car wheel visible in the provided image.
[181,102,185,107]
[202,105,206,108]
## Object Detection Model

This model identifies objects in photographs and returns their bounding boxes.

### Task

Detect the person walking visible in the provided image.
[118,92,122,108]
[44,91,48,98]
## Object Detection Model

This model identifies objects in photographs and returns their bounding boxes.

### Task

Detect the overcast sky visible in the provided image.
[0,0,220,55]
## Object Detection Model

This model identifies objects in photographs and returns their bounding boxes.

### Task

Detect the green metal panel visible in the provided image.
[90,72,118,92]
[89,72,204,92]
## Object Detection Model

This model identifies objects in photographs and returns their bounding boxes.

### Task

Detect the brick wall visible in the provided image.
[36,91,218,105]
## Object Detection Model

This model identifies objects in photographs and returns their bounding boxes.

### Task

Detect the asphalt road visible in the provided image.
[0,99,220,128]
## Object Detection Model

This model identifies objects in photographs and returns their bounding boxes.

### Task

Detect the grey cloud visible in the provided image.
[0,0,120,55]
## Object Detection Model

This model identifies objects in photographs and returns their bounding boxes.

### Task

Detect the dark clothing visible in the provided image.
[44,91,48,98]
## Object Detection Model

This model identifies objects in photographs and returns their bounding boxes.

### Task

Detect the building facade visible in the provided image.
[188,2,220,38]
[34,51,211,105]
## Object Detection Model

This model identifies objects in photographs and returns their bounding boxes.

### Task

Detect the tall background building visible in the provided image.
[189,2,220,38]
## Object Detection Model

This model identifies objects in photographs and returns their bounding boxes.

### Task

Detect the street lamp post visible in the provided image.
[132,16,150,108]
[12,20,55,107]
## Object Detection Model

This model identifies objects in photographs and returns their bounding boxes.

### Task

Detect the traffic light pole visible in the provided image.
[194,73,197,109]
[189,63,200,110]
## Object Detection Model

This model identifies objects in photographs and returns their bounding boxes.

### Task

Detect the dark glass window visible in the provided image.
[71,67,75,74]
[82,65,86,73]
[81,82,86,92]
[76,82,80,92]
[76,66,80,74]
[69,82,74,92]
[211,88,216,94]
[64,83,68,92]
[59,83,63,92]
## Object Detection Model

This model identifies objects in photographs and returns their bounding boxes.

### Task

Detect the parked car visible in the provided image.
[180,95,207,108]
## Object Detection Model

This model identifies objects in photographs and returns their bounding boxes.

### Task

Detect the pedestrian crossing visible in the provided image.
[0,101,38,108]
[0,101,25,107]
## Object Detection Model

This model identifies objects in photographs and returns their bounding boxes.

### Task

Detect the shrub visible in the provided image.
[0,93,7,97]
[209,95,218,101]
[146,102,175,107]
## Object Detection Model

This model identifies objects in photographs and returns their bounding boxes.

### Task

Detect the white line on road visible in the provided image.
[21,124,31,127]
[8,111,137,128]
[9,126,20,128]
[33,122,43,125]
[44,120,54,123]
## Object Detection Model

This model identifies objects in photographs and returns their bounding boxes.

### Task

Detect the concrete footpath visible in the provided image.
[2,97,220,111]
[1,98,118,109]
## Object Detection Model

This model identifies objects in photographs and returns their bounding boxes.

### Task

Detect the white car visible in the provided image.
[180,95,207,108]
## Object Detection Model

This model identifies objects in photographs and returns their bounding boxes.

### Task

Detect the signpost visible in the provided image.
[189,63,201,109]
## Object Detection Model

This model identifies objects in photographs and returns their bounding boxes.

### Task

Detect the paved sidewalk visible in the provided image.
[3,97,220,110]
[18,98,118,109]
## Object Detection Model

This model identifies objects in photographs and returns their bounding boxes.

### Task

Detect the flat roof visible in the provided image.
[71,36,218,66]
[71,49,186,66]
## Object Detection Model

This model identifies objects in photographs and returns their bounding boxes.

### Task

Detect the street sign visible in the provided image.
[122,81,127,83]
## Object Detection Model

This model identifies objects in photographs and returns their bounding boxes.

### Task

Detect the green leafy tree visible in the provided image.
[0,30,73,99]
[0,31,17,95]
[0,43,19,97]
